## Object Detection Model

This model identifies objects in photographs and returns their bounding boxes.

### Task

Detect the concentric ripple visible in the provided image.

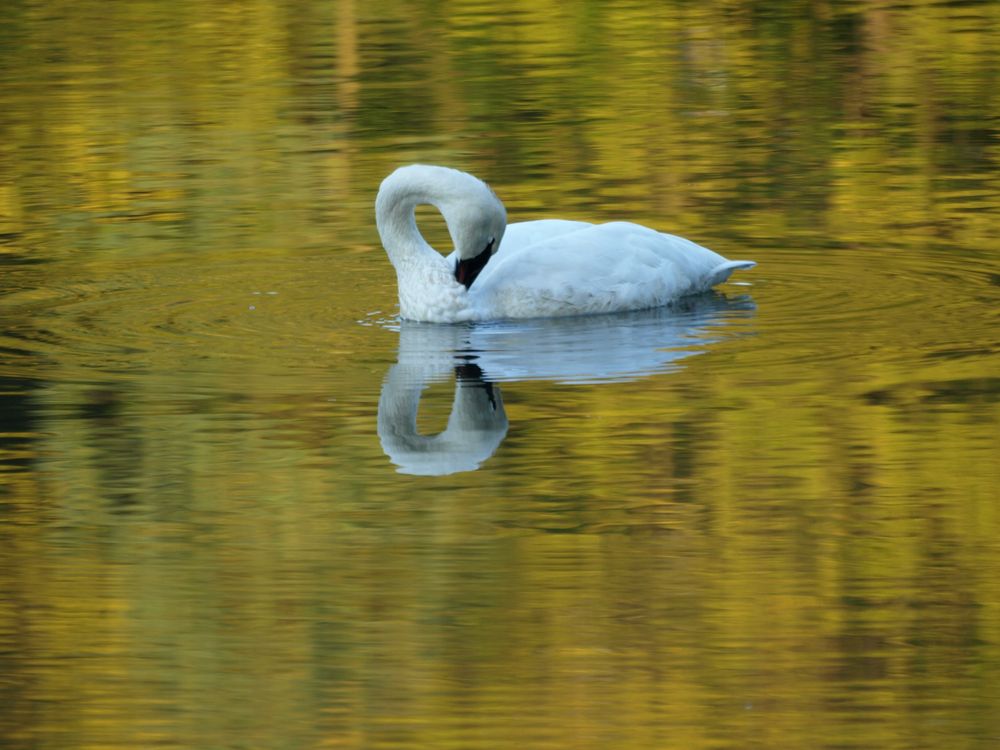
[0,252,392,385]
[1,243,997,394]
[743,243,1000,369]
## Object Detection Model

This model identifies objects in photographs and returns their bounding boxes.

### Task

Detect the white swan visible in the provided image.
[375,165,756,323]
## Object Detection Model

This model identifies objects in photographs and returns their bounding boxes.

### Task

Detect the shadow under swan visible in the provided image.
[378,292,754,475]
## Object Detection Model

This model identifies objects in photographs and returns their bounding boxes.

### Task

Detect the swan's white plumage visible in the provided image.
[376,165,755,323]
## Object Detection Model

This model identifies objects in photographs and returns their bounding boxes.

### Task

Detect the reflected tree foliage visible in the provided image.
[0,1,998,748]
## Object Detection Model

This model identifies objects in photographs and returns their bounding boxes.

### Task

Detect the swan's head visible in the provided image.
[443,179,506,290]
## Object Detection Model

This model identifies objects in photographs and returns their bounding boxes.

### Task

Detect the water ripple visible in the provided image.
[0,253,387,382]
[747,244,1000,368]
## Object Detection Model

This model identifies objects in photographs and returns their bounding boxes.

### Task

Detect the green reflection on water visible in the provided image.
[1,1,999,749]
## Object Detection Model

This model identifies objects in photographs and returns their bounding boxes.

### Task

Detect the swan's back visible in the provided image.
[471,220,753,319]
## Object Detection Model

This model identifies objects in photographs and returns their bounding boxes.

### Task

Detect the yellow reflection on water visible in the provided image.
[0,1,999,748]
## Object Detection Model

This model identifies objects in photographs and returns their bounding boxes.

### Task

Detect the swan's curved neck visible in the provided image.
[375,165,506,322]
[375,167,470,320]
[375,184,436,267]
[376,166,476,268]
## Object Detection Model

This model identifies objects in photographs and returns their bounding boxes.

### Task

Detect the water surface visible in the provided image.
[1,2,999,749]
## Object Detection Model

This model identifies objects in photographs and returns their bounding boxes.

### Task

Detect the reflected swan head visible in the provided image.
[378,363,508,476]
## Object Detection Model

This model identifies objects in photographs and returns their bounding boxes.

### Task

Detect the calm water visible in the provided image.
[2,1,999,748]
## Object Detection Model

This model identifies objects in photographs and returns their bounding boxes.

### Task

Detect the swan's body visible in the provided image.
[375,165,755,323]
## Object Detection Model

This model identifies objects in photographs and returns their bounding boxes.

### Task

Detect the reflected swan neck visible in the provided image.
[377,362,508,476]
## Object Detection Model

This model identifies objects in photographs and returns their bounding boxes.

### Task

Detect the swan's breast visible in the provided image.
[395,258,474,323]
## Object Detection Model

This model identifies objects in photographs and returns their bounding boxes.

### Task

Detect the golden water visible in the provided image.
[1,1,999,748]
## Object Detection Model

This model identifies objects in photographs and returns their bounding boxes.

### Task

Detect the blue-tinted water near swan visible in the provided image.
[377,295,755,474]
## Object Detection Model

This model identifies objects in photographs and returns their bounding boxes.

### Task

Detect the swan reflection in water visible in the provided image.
[377,292,755,476]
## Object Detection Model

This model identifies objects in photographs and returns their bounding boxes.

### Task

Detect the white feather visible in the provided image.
[376,165,755,323]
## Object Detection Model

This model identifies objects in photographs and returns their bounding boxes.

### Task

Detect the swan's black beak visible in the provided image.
[455,238,495,289]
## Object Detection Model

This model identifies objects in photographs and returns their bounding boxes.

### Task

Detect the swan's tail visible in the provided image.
[706,260,756,288]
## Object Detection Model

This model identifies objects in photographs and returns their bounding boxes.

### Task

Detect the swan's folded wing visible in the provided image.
[473,222,736,317]
[501,220,593,253]
[444,220,592,268]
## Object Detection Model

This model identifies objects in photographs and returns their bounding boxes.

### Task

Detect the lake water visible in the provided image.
[1,2,999,748]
